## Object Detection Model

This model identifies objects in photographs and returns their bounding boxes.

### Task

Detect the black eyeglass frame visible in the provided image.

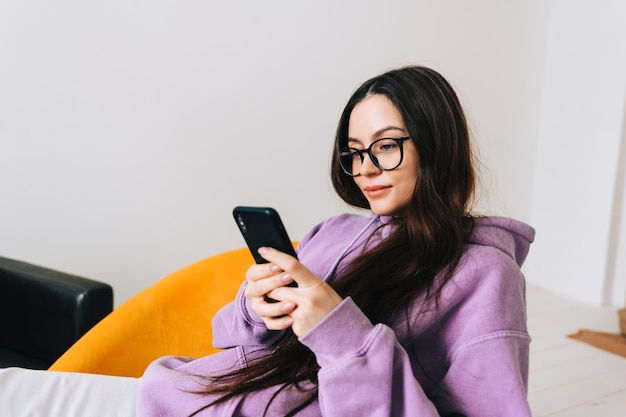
[339,136,411,177]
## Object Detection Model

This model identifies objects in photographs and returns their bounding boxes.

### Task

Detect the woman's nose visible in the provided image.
[357,152,381,176]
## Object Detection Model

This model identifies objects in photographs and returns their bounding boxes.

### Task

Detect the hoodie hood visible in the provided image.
[467,216,535,267]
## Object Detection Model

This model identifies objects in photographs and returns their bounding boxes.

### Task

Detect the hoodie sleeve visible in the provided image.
[299,298,441,416]
[440,331,532,416]
[299,297,532,417]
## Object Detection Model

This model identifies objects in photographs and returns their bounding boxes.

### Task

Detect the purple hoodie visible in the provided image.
[137,214,535,416]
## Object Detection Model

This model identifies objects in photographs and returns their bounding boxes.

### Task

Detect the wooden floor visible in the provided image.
[527,285,626,416]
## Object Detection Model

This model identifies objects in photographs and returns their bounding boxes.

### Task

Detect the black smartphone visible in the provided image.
[232,206,298,264]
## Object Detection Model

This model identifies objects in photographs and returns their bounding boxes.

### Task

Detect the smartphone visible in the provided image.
[233,206,298,264]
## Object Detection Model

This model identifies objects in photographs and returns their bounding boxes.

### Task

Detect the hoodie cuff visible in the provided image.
[299,297,377,368]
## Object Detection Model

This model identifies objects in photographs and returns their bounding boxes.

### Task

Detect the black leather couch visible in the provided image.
[0,256,113,370]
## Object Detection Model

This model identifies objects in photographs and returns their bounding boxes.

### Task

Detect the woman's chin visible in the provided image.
[367,199,410,217]
[368,205,395,217]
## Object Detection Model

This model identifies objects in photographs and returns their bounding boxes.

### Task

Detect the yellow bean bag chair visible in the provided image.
[48,247,253,378]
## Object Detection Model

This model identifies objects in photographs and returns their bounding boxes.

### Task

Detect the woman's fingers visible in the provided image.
[244,258,297,325]
[261,315,294,331]
[243,263,286,299]
[256,247,343,337]
[251,298,295,317]
[245,262,282,282]
[270,281,343,337]
[256,247,312,287]
[247,247,343,336]
[250,298,296,330]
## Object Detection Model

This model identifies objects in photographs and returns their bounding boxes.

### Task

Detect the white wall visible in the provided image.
[1,1,549,305]
[525,0,626,306]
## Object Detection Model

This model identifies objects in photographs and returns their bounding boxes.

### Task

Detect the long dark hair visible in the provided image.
[193,66,476,416]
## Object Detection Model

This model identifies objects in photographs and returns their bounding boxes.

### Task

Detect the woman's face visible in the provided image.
[347,94,420,216]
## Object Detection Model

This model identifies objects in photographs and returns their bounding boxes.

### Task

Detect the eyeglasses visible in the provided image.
[339,136,411,177]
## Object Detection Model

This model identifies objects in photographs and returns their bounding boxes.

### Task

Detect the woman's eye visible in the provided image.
[378,142,398,152]
[341,149,362,159]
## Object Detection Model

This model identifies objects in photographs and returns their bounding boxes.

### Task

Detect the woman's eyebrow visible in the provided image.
[348,126,407,144]
[372,126,407,137]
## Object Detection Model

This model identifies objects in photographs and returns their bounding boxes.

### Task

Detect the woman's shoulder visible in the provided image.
[295,212,382,279]
[433,216,534,331]
[299,212,374,243]
[316,212,374,228]
[466,216,535,268]
[406,217,533,319]
[399,217,534,349]
[450,216,534,292]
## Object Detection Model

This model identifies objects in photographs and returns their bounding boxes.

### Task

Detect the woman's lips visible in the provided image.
[364,185,391,198]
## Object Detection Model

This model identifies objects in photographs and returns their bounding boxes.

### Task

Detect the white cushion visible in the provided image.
[0,367,138,417]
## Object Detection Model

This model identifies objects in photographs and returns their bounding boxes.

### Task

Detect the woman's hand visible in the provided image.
[244,247,343,337]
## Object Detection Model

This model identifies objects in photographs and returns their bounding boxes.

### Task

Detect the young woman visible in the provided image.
[137,66,535,416]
